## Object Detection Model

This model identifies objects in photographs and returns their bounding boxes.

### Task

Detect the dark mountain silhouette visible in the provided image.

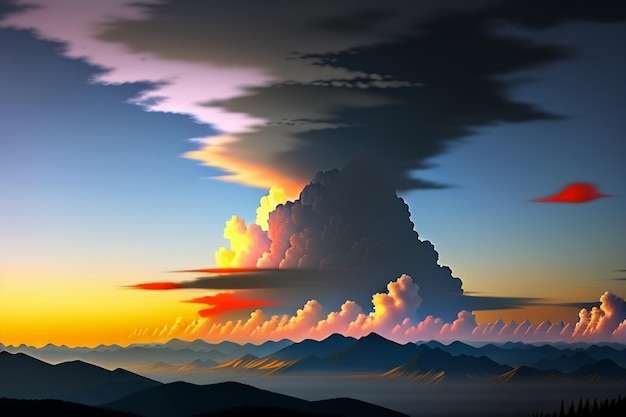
[313,397,408,417]
[266,332,421,375]
[571,359,626,381]
[215,333,421,375]
[192,405,341,417]
[269,333,357,360]
[384,347,511,381]
[585,345,626,367]
[425,340,575,367]
[210,333,626,381]
[533,351,597,372]
[0,351,160,405]
[325,332,420,372]
[0,398,139,417]
[103,381,407,417]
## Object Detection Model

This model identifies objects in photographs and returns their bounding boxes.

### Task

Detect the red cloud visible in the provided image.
[184,293,278,317]
[128,282,182,290]
[531,182,611,203]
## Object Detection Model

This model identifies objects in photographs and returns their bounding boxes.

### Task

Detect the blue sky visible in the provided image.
[0,0,625,346]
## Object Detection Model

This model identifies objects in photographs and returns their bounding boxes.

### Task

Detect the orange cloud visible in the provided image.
[184,293,278,318]
[184,136,305,198]
[531,182,611,203]
[215,215,271,268]
[211,187,290,268]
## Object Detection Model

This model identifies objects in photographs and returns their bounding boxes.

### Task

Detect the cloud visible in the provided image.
[183,293,278,318]
[344,274,423,338]
[130,285,626,344]
[250,162,467,320]
[213,187,287,267]
[128,163,544,319]
[128,282,182,290]
[256,186,288,231]
[531,183,611,203]
[573,292,626,340]
[179,0,626,192]
[127,162,472,318]
[215,215,271,268]
[465,295,543,311]
[128,269,324,291]
[5,1,625,192]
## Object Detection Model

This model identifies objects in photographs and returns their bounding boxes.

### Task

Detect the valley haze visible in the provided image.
[2,333,625,416]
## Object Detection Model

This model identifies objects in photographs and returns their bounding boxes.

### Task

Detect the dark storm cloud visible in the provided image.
[543,301,601,310]
[312,8,398,33]
[186,0,626,191]
[6,1,625,192]
[131,269,327,290]
[465,295,543,311]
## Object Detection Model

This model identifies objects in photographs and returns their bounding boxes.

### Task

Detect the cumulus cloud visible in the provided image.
[129,287,626,345]
[440,310,478,340]
[215,215,270,268]
[129,163,541,319]
[573,292,626,340]
[256,186,288,231]
[248,162,467,320]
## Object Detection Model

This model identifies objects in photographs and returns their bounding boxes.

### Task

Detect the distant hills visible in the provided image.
[0,351,160,405]
[0,352,407,417]
[2,333,625,384]
[212,333,626,382]
[0,338,292,369]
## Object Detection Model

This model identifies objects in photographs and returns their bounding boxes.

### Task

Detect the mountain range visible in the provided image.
[2,333,625,383]
[211,333,626,382]
[0,351,407,417]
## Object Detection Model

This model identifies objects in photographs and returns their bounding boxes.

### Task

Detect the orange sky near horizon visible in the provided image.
[0,271,597,348]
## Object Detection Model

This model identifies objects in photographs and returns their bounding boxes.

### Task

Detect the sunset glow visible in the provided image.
[0,0,624,351]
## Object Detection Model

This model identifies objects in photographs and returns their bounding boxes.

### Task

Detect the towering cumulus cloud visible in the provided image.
[231,162,466,320]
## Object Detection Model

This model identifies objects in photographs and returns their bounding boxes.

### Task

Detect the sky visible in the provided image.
[0,0,625,347]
